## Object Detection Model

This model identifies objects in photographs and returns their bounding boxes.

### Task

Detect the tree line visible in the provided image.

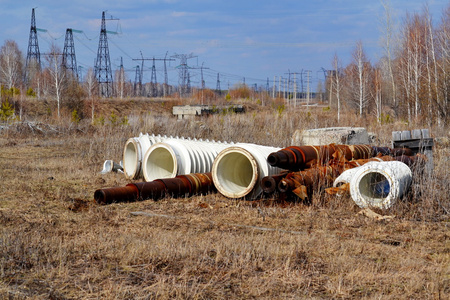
[327,2,449,127]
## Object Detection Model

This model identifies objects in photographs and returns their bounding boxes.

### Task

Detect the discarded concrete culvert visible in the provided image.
[211,143,281,199]
[142,138,233,182]
[348,161,412,210]
[123,133,170,179]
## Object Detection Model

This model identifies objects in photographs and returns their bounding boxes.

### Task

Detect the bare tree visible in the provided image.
[331,53,343,123]
[84,68,98,122]
[437,5,450,124]
[45,44,66,119]
[348,40,371,116]
[402,13,427,120]
[372,63,383,123]
[0,40,24,90]
[379,0,398,111]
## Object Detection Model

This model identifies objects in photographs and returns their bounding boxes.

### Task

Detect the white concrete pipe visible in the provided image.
[142,139,233,182]
[123,133,170,179]
[349,161,412,209]
[212,143,282,199]
[333,167,362,188]
[333,158,384,187]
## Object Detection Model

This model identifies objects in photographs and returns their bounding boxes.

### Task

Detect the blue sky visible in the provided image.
[0,0,447,90]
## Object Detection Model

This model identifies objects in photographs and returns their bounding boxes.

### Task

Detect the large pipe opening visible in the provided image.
[349,161,412,209]
[212,149,257,198]
[143,144,177,182]
[123,139,139,179]
[357,172,391,203]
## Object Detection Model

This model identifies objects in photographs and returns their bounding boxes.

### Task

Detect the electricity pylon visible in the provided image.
[62,28,78,78]
[171,53,197,97]
[94,11,117,97]
[25,8,41,82]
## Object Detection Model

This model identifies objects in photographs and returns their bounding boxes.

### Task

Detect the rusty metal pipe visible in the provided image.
[94,184,139,204]
[261,172,289,194]
[94,173,215,204]
[277,166,340,199]
[267,144,413,171]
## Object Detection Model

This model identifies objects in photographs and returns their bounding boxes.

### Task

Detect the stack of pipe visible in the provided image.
[262,143,425,207]
[94,172,215,204]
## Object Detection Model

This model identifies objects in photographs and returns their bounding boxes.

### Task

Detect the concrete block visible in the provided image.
[292,127,370,146]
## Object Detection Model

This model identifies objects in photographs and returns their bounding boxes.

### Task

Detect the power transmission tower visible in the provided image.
[150,57,157,97]
[171,53,197,97]
[134,65,141,96]
[94,11,117,97]
[62,28,78,78]
[25,8,41,82]
[133,54,174,97]
[200,63,205,89]
[216,73,221,94]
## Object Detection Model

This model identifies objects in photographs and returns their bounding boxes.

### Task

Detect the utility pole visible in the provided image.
[117,56,125,99]
[293,73,297,107]
[62,28,78,78]
[25,8,41,83]
[285,70,291,99]
[305,70,311,107]
[163,51,169,97]
[94,11,118,97]
[273,76,276,98]
[278,76,281,98]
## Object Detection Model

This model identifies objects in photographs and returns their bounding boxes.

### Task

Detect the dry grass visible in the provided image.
[0,98,449,299]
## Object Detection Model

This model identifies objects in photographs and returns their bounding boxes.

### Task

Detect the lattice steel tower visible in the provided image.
[134,65,141,96]
[171,53,196,97]
[25,8,41,81]
[62,29,78,78]
[150,57,157,97]
[216,73,221,93]
[94,11,114,97]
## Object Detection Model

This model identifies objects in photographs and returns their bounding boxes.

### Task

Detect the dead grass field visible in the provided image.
[0,98,449,299]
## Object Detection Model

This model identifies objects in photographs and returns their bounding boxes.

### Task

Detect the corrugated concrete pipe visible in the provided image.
[142,139,233,182]
[94,172,215,204]
[211,143,282,199]
[348,161,412,209]
[123,133,171,179]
